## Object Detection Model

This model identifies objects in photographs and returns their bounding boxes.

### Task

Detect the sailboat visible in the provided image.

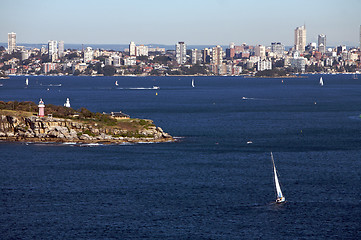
[191,79,195,88]
[25,78,29,86]
[319,77,324,86]
[271,152,286,204]
[353,73,358,80]
[115,81,119,86]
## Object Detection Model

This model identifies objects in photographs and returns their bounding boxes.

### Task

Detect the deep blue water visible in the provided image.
[0,75,360,239]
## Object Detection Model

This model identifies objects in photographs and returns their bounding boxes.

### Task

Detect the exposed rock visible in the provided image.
[0,114,174,144]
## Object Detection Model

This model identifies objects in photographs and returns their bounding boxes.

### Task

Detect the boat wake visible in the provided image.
[116,87,159,90]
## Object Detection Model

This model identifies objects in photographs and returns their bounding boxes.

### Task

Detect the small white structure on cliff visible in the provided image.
[64,98,71,108]
[38,99,45,117]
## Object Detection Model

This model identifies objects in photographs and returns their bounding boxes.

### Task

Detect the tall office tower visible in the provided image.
[58,40,65,58]
[359,25,361,49]
[212,45,223,65]
[84,47,94,62]
[318,34,326,54]
[294,25,306,53]
[254,45,266,59]
[48,40,58,62]
[129,42,136,56]
[176,42,187,65]
[229,42,235,49]
[8,32,16,53]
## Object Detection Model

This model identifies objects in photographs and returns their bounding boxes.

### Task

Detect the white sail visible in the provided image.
[271,152,284,200]
[25,78,29,86]
[192,79,195,88]
[115,81,119,86]
[319,77,324,86]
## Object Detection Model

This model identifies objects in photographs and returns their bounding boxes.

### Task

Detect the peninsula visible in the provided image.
[0,100,174,144]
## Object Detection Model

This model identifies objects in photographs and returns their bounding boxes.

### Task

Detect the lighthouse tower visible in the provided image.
[38,99,45,117]
[64,98,71,108]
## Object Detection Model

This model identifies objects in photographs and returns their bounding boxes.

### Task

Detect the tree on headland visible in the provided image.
[103,65,116,76]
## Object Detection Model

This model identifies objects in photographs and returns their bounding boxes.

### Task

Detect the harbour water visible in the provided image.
[0,75,360,239]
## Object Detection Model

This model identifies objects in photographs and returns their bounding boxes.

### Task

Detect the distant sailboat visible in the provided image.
[319,77,324,86]
[271,152,286,204]
[191,79,195,88]
[353,74,358,80]
[115,81,119,86]
[25,78,29,86]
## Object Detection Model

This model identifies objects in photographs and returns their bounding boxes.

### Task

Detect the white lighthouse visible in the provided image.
[38,99,45,117]
[64,98,71,108]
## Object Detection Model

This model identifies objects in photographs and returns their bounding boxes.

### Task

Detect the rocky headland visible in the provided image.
[0,101,173,144]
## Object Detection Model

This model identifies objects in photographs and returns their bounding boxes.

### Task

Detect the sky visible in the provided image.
[1,0,361,46]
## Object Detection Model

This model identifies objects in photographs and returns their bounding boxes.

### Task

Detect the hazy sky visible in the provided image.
[1,0,361,46]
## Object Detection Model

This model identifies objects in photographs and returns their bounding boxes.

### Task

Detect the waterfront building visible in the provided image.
[290,51,306,73]
[58,41,65,58]
[129,42,136,56]
[294,25,306,53]
[113,55,121,67]
[254,45,266,59]
[43,62,57,73]
[48,40,58,62]
[360,25,361,49]
[212,45,223,65]
[176,42,187,65]
[257,60,272,71]
[84,47,93,62]
[191,49,202,65]
[136,45,148,57]
[271,42,285,58]
[318,34,326,54]
[8,32,16,53]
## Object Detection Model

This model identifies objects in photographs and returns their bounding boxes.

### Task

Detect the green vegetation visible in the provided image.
[255,69,288,77]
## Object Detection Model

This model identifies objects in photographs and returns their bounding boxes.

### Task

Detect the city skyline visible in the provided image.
[1,0,361,46]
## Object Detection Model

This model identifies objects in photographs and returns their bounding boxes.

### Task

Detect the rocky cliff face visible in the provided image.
[0,115,173,143]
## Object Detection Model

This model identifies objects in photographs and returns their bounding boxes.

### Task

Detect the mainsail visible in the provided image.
[271,152,284,199]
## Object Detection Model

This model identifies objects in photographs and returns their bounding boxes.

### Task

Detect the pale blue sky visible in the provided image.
[1,0,361,46]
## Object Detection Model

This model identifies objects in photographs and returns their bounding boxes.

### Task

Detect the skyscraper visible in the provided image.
[48,40,58,62]
[359,25,361,49]
[129,42,136,56]
[294,25,306,53]
[58,40,65,58]
[8,32,16,53]
[318,34,326,54]
[211,45,223,65]
[176,42,187,65]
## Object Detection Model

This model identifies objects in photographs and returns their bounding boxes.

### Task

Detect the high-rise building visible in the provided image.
[271,42,285,57]
[176,42,187,65]
[294,25,306,53]
[254,45,266,59]
[136,45,148,57]
[202,48,211,64]
[58,40,65,58]
[191,49,202,65]
[359,25,361,49]
[8,32,16,53]
[48,40,58,62]
[129,42,136,56]
[84,47,93,62]
[318,34,326,54]
[212,45,223,66]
